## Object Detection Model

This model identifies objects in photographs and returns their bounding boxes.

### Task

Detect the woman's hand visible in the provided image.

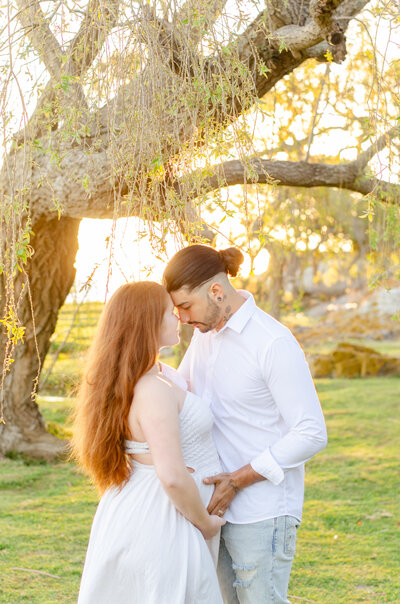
[200,514,226,540]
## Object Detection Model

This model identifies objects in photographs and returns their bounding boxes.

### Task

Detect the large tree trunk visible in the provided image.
[0,217,80,459]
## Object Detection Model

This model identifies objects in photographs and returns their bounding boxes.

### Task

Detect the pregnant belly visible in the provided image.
[192,473,215,508]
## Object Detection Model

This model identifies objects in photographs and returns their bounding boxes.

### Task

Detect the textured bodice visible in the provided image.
[125,391,221,477]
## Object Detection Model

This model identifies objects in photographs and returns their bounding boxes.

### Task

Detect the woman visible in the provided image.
[71,281,225,603]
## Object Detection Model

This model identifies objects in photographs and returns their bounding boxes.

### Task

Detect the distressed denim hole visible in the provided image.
[283,516,299,556]
[232,563,257,589]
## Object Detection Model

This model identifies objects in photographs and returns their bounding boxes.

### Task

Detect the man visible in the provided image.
[163,244,327,604]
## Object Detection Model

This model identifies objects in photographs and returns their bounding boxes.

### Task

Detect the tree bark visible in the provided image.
[185,157,400,206]
[0,217,80,459]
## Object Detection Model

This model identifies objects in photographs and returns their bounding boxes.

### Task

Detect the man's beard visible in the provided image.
[197,297,221,333]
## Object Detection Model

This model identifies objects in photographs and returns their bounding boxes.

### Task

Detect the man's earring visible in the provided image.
[217,297,222,302]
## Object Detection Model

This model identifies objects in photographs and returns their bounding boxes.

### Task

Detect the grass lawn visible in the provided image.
[290,378,399,603]
[0,378,399,603]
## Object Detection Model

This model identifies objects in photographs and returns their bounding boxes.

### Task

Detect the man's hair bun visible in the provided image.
[218,247,244,277]
[163,244,244,292]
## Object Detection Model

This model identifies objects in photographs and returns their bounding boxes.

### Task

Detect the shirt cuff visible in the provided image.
[250,448,285,485]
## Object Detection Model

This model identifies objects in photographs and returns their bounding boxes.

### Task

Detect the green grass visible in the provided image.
[0,456,97,603]
[291,378,400,603]
[1,379,399,602]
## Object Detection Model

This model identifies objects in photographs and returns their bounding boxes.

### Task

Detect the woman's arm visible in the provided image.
[130,377,224,539]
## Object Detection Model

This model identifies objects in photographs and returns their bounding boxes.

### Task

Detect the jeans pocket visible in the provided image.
[283,516,299,556]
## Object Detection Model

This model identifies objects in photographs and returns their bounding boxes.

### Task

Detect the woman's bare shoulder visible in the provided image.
[134,373,184,407]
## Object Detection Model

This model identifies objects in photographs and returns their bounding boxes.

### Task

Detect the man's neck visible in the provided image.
[215,290,245,332]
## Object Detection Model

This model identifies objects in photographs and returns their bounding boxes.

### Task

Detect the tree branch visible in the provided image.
[135,0,227,79]
[353,124,400,171]
[305,63,331,161]
[179,156,400,205]
[265,0,369,63]
[69,0,120,75]
[15,0,63,78]
[5,0,380,225]
[14,0,120,144]
[173,0,228,47]
[203,0,369,122]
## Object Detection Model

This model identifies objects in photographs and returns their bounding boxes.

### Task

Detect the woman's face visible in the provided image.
[159,296,180,348]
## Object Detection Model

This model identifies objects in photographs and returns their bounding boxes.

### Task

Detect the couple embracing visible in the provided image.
[72,244,327,604]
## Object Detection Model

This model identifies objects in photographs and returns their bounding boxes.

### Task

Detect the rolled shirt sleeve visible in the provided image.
[250,336,328,484]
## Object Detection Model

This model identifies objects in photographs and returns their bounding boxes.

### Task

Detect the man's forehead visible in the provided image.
[170,287,201,306]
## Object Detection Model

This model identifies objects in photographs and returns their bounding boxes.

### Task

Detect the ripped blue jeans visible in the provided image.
[218,516,299,604]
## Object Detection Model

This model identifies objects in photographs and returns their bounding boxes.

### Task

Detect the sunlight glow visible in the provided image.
[73,218,182,301]
[72,217,271,301]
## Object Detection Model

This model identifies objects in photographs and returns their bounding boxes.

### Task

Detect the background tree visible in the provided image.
[201,22,399,317]
[204,183,371,318]
[0,0,398,457]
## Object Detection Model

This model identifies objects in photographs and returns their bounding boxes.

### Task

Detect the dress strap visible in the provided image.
[125,439,150,454]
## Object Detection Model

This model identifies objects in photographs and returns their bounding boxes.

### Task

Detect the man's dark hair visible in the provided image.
[163,244,244,292]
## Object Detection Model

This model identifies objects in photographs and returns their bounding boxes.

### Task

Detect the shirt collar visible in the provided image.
[215,290,256,335]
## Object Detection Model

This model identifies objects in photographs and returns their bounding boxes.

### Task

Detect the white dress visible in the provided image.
[78,390,223,604]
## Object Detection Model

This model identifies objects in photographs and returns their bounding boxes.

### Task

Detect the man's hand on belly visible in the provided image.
[203,464,265,516]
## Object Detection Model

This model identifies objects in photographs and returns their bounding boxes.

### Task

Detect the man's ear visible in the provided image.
[208,281,224,302]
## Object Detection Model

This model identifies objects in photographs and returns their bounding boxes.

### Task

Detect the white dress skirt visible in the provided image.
[77,390,223,604]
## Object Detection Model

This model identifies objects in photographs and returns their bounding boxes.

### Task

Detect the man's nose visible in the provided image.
[178,309,189,324]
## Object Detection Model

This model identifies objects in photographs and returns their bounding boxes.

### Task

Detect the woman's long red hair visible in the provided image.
[70,281,168,493]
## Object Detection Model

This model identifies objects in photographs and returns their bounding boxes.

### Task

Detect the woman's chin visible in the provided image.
[160,335,180,349]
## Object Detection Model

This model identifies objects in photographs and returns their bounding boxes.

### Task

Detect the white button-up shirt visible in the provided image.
[178,291,327,524]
